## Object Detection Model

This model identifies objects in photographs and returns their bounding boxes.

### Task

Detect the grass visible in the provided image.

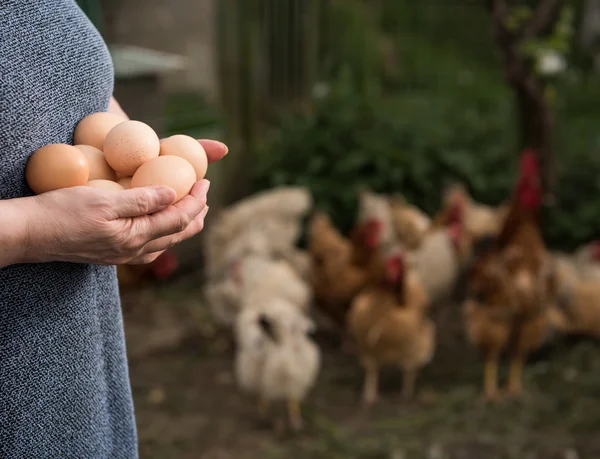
[125,277,600,459]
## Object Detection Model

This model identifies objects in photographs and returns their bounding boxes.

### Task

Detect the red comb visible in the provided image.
[385,253,404,278]
[520,148,539,177]
[150,251,179,280]
[362,218,383,248]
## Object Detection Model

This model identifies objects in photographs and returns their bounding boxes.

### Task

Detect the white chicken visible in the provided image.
[204,187,312,279]
[207,253,312,327]
[234,297,320,430]
[405,223,465,306]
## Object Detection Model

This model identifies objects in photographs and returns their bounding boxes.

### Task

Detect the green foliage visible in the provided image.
[318,0,383,87]
[253,1,600,250]
[254,66,516,235]
[164,91,222,140]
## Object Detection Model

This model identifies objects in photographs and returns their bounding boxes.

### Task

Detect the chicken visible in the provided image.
[405,195,468,306]
[206,215,304,281]
[463,149,553,401]
[547,242,600,339]
[308,211,382,327]
[204,187,312,280]
[206,253,311,327]
[234,297,320,430]
[347,250,434,405]
[552,241,600,288]
[436,182,509,244]
[388,194,431,250]
[547,277,600,339]
[355,188,397,252]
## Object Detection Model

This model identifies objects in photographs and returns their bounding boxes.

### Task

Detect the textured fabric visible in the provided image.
[0,1,137,457]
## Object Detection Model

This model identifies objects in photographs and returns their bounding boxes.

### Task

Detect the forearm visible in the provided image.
[0,198,33,268]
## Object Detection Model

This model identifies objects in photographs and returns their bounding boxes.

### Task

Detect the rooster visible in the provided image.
[464,149,554,401]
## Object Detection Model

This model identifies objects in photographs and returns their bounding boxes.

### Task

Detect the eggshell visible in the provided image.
[130,155,196,203]
[74,112,126,150]
[86,179,125,191]
[159,135,208,180]
[104,120,160,176]
[75,144,116,181]
[118,177,132,189]
[26,144,90,194]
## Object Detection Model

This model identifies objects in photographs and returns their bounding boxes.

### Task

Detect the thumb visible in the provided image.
[110,186,177,219]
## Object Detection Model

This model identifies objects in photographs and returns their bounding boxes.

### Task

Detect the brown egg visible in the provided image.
[118,177,132,189]
[86,179,125,191]
[103,120,160,176]
[131,155,196,203]
[74,112,126,150]
[26,144,90,194]
[75,144,116,181]
[159,135,208,180]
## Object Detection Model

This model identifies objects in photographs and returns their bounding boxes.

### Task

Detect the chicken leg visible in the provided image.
[287,398,303,431]
[483,356,500,401]
[361,359,379,406]
[402,368,417,400]
[257,396,270,418]
[506,356,524,398]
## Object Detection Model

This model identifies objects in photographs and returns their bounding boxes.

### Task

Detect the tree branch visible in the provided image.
[521,0,564,38]
[491,0,512,37]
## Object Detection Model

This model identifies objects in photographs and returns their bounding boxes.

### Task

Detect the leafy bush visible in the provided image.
[254,67,517,234]
[254,55,600,251]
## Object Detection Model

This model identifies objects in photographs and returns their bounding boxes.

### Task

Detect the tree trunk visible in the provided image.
[515,80,555,203]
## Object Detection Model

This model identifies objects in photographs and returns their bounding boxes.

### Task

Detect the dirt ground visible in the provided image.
[122,274,600,459]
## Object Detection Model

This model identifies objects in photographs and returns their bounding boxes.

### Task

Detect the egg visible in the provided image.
[75,144,116,181]
[26,144,90,194]
[159,135,208,180]
[118,177,132,189]
[130,155,196,203]
[86,179,125,191]
[74,112,126,150]
[103,120,160,176]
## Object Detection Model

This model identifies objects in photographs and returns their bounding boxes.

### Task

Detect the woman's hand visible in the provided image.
[11,180,207,266]
[0,138,228,268]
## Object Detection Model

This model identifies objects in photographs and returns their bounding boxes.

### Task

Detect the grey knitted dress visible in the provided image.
[0,1,137,457]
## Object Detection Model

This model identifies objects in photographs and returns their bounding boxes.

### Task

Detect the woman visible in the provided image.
[0,1,227,457]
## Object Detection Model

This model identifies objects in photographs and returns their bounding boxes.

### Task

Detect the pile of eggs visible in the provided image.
[25,113,208,203]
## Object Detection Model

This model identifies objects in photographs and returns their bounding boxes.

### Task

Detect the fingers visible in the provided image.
[138,206,209,256]
[111,186,177,218]
[133,180,210,242]
[126,250,165,265]
[198,139,228,163]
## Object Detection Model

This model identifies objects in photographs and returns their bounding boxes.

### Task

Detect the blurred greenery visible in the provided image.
[253,0,600,250]
[164,91,222,140]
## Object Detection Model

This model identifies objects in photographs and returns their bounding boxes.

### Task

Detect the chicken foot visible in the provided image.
[483,356,501,402]
[257,396,270,418]
[361,359,379,406]
[287,398,304,431]
[506,356,524,398]
[402,368,417,400]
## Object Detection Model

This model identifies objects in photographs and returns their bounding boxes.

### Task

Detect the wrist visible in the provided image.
[0,197,43,267]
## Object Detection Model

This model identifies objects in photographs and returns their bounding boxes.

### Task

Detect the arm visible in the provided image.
[0,198,31,268]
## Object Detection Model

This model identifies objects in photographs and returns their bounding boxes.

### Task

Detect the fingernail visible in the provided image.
[156,186,176,206]
[203,205,210,216]
[197,180,210,196]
